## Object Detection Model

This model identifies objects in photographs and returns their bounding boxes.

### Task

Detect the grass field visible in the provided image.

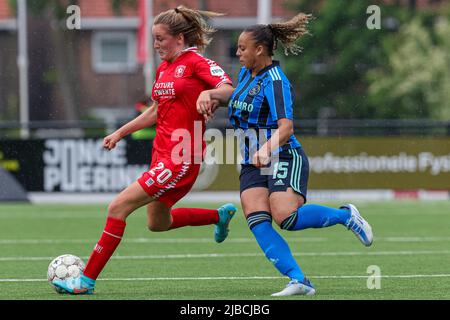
[0,200,450,300]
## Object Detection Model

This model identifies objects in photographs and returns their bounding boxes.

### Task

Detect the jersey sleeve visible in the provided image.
[264,69,295,121]
[194,57,232,89]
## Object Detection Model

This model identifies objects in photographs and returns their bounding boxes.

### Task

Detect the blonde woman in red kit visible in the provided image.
[53,6,236,294]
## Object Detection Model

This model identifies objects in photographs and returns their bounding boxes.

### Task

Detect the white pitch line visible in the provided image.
[0,237,326,245]
[1,250,450,262]
[2,274,450,283]
[376,236,450,242]
[1,236,450,245]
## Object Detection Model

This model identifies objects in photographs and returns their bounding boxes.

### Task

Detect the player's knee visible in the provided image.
[147,221,170,232]
[272,215,285,227]
[107,201,120,217]
[107,200,127,220]
[271,208,296,228]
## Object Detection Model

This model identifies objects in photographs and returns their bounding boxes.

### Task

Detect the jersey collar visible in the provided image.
[182,47,198,53]
[168,47,198,64]
[255,60,280,77]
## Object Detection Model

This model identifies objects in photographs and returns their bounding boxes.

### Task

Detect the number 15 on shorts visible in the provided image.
[273,161,289,179]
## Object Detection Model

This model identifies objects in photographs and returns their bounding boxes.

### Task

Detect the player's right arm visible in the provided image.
[196,84,234,118]
[103,102,158,150]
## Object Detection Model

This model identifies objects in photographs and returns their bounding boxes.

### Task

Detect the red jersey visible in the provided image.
[151,47,232,162]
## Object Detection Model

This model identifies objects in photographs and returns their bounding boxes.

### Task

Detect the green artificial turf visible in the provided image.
[1,201,449,300]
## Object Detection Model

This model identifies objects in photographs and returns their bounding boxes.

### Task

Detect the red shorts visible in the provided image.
[137,153,200,208]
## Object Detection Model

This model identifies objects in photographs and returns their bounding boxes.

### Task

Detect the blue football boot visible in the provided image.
[214,203,237,243]
[52,274,95,295]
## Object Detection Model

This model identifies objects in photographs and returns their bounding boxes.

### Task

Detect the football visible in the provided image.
[47,254,86,293]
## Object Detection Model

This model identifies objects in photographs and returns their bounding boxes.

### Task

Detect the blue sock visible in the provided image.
[281,204,351,231]
[247,211,304,282]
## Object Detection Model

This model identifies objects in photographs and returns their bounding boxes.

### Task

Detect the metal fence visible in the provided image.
[0,119,450,139]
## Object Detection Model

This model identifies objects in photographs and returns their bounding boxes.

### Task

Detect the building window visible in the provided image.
[92,32,137,73]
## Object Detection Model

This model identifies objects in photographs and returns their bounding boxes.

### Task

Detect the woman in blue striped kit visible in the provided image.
[197,12,373,296]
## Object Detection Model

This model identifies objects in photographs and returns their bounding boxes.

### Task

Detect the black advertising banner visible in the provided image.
[0,140,45,191]
[0,138,152,192]
[1,137,450,192]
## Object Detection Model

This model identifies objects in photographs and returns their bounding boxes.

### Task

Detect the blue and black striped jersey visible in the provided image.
[228,61,301,164]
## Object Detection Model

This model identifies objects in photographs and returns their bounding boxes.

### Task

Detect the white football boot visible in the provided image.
[271,278,316,297]
[341,203,373,247]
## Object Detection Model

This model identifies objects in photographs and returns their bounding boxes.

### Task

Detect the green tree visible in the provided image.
[368,17,450,120]
[282,0,411,119]
[7,0,137,121]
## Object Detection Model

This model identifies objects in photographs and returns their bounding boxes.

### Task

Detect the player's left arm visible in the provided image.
[253,76,295,167]
[253,119,293,167]
[263,118,294,154]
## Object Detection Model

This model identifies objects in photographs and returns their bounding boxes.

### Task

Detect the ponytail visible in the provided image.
[269,13,312,55]
[154,5,225,51]
[245,13,313,56]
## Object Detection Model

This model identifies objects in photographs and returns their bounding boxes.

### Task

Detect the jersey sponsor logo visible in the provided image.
[210,65,225,77]
[230,100,254,112]
[153,81,175,99]
[174,65,186,78]
[248,83,261,96]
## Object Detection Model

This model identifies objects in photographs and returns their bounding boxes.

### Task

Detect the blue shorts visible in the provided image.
[239,147,309,201]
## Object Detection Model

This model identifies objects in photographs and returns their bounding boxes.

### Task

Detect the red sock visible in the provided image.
[83,217,126,280]
[169,208,219,230]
